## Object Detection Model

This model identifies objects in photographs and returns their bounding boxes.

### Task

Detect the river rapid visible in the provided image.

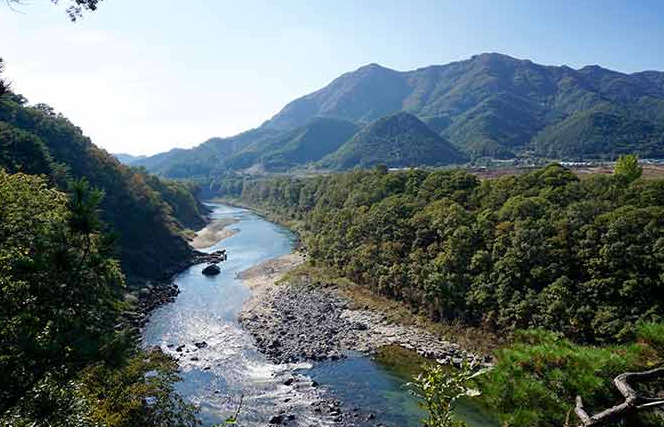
[142,204,492,426]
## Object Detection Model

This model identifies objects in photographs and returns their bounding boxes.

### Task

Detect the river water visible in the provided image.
[142,204,495,427]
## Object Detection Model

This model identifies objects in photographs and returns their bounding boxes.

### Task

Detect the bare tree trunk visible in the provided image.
[573,366,664,426]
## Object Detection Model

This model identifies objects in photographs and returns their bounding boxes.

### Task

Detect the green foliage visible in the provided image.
[479,329,662,427]
[137,170,209,230]
[0,171,123,409]
[413,363,485,427]
[615,153,643,182]
[0,91,202,283]
[637,322,664,354]
[210,164,664,343]
[0,169,199,426]
[79,350,200,427]
[531,110,664,159]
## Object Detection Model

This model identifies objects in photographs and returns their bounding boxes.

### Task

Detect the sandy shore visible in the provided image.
[190,217,239,249]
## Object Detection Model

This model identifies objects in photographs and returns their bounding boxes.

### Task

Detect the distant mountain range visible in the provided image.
[113,153,146,165]
[135,53,664,177]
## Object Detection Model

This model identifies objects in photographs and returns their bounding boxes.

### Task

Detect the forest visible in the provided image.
[207,160,664,426]
[0,60,202,425]
[0,171,199,426]
[0,86,207,283]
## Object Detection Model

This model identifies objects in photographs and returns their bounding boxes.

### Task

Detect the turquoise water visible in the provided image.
[142,204,495,426]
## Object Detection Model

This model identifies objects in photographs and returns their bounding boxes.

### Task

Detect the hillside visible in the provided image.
[266,53,664,158]
[137,54,664,178]
[223,117,360,172]
[113,153,146,164]
[0,92,203,283]
[320,112,465,169]
[132,129,281,178]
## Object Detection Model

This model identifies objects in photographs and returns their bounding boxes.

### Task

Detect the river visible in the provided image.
[142,204,495,427]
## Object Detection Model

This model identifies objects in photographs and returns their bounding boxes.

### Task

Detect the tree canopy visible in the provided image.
[0,169,199,426]
[210,163,664,343]
[614,153,643,183]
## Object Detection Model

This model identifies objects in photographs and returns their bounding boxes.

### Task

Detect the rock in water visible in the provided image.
[202,264,221,276]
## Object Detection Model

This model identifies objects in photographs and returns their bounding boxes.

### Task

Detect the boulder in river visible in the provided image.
[202,264,221,276]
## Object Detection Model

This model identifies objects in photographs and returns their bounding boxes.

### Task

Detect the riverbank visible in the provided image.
[190,217,240,249]
[128,213,237,331]
[238,256,490,368]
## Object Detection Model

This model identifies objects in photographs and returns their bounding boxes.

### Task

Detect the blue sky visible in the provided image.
[1,0,663,155]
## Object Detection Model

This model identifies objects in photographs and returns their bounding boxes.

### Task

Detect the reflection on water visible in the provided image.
[304,351,425,426]
[142,204,495,427]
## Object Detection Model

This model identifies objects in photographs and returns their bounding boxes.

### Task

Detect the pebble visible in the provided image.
[238,281,487,367]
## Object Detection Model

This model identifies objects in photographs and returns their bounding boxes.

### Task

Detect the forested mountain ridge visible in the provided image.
[319,112,466,169]
[136,53,664,178]
[266,53,664,158]
[132,129,280,178]
[0,91,206,283]
[113,153,146,165]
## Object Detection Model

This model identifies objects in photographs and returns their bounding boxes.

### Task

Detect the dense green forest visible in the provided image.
[0,58,201,426]
[207,161,664,426]
[0,88,206,283]
[319,112,466,169]
[208,163,664,342]
[0,170,198,426]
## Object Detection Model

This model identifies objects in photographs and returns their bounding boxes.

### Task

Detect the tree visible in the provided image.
[412,362,485,427]
[0,171,123,410]
[0,57,9,97]
[614,154,642,183]
[4,0,103,20]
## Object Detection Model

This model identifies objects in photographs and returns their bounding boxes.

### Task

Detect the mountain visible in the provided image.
[113,153,146,165]
[132,129,279,178]
[265,53,664,158]
[320,112,465,169]
[138,53,664,177]
[0,93,204,283]
[223,117,359,172]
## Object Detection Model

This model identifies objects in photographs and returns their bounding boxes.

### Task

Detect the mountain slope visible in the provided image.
[138,53,664,177]
[320,112,466,169]
[113,153,146,165]
[263,64,410,130]
[0,93,202,283]
[265,53,664,158]
[222,117,360,172]
[133,129,280,178]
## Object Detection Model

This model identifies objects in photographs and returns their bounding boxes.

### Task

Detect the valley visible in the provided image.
[3,6,664,425]
[142,204,496,427]
[131,54,664,179]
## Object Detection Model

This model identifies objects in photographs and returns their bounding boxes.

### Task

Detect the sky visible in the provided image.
[1,0,664,156]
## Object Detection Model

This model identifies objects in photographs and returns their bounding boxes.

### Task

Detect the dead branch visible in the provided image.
[574,366,664,426]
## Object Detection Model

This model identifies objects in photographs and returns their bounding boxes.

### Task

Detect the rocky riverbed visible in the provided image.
[239,256,491,369]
